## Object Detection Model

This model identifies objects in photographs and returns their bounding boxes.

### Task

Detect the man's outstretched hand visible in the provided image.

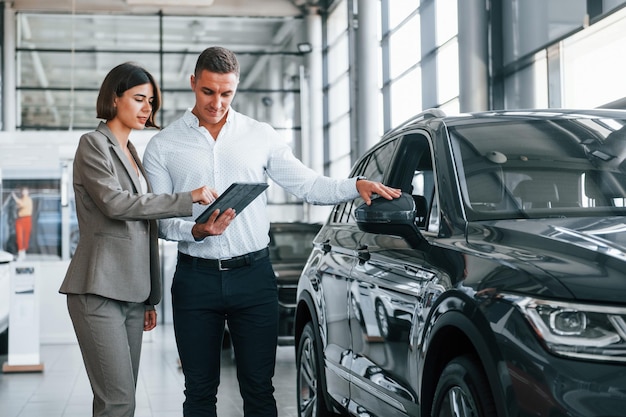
[356,179,402,205]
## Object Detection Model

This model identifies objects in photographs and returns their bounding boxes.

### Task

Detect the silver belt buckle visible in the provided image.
[218,258,231,271]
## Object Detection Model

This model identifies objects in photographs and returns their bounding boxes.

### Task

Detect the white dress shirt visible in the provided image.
[143,108,359,259]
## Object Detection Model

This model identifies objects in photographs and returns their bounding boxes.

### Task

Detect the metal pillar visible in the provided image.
[458,0,489,112]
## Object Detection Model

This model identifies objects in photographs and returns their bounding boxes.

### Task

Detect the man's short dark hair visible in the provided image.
[96,62,161,128]
[194,46,240,79]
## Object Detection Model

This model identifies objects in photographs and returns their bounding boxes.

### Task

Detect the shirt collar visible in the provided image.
[183,109,199,128]
[183,107,235,129]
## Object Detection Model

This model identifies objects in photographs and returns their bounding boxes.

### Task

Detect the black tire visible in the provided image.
[375,299,400,341]
[431,355,497,417]
[350,294,364,327]
[296,321,335,417]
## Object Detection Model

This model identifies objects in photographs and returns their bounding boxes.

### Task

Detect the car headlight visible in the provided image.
[514,296,626,362]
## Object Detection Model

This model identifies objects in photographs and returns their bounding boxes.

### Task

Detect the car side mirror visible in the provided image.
[355,192,423,244]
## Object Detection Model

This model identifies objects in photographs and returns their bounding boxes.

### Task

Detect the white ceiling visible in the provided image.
[10,0,307,17]
[7,0,323,129]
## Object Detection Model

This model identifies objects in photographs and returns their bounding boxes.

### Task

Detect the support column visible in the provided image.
[303,6,328,223]
[458,0,489,112]
[355,0,380,156]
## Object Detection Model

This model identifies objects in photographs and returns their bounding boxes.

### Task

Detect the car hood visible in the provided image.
[467,216,626,303]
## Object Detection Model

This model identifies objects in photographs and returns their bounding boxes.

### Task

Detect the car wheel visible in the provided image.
[350,294,363,326]
[431,355,496,417]
[375,299,400,340]
[297,321,334,417]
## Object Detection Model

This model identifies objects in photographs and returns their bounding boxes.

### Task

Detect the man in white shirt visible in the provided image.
[143,46,401,417]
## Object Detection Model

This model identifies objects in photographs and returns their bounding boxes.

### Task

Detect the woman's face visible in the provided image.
[113,82,155,130]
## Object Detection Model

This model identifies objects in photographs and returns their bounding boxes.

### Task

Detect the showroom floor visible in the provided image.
[0,323,299,417]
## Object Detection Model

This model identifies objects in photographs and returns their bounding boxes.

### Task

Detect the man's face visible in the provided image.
[190,69,239,127]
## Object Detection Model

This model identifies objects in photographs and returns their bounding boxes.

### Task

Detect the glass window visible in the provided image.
[17,50,162,129]
[328,73,351,118]
[435,0,458,45]
[327,0,348,45]
[501,0,587,65]
[436,40,459,105]
[332,138,399,224]
[388,0,419,28]
[561,8,626,108]
[449,116,626,222]
[382,0,459,132]
[324,0,352,182]
[328,114,352,177]
[327,35,350,84]
[17,13,161,51]
[404,134,435,228]
[389,14,421,79]
[390,67,422,128]
[0,178,78,259]
[14,12,305,131]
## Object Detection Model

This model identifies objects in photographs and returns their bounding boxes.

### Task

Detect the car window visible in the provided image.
[449,118,626,221]
[387,133,436,229]
[332,138,399,224]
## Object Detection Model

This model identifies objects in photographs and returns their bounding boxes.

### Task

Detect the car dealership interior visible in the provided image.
[1,1,626,416]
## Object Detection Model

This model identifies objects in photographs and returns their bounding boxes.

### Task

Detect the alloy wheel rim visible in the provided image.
[299,337,318,417]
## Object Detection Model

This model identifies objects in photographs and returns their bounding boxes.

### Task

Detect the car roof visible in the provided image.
[443,108,626,125]
[390,108,626,134]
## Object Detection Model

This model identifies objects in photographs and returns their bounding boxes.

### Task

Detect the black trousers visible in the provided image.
[172,252,278,417]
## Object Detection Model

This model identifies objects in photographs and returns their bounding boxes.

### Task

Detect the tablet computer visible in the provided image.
[195,182,269,223]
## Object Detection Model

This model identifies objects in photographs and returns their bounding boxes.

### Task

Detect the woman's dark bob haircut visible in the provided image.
[96,62,161,128]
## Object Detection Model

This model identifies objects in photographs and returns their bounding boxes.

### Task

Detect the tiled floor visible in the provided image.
[0,323,298,417]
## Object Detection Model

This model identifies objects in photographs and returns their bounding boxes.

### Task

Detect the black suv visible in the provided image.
[294,109,626,417]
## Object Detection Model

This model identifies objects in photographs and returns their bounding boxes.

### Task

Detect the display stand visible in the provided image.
[2,261,44,373]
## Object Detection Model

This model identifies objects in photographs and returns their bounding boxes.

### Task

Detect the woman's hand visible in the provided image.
[191,186,218,205]
[144,309,157,331]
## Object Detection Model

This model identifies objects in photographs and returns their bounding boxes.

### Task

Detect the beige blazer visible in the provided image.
[59,122,193,306]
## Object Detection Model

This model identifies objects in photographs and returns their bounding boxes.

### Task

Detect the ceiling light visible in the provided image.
[297,42,312,54]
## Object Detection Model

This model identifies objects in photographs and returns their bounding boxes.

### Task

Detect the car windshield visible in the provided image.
[448,115,626,221]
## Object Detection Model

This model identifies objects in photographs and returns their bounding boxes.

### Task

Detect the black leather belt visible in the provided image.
[178,247,269,271]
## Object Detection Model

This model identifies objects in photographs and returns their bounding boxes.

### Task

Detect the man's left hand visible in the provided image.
[356,179,402,205]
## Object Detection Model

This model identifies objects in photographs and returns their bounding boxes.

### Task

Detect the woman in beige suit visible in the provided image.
[59,62,235,417]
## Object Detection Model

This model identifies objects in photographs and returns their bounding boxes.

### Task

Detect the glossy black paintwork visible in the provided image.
[295,109,626,417]
[465,217,626,302]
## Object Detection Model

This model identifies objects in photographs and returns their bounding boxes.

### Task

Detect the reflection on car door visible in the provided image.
[345,131,439,416]
[348,232,432,417]
[313,224,360,408]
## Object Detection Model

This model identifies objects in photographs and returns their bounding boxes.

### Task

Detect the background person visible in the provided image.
[143,46,401,417]
[59,62,235,417]
[12,186,32,260]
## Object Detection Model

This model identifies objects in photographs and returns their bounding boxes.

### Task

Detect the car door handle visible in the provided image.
[357,245,370,263]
